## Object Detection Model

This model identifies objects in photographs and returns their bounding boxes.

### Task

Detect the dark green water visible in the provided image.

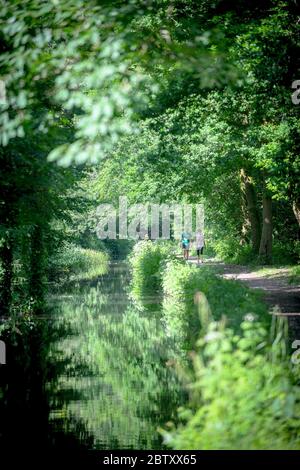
[0,262,184,458]
[48,262,184,450]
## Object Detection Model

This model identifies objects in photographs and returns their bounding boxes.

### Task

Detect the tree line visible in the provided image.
[0,0,299,315]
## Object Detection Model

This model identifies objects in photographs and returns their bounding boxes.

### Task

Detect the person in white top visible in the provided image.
[195,229,205,264]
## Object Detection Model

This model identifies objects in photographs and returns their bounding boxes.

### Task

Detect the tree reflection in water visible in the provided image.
[48,262,184,450]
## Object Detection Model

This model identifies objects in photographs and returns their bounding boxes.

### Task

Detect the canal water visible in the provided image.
[0,262,185,460]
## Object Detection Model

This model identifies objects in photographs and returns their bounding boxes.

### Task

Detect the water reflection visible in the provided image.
[48,262,184,450]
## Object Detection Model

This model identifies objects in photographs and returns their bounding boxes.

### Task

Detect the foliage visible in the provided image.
[91,0,300,264]
[289,265,300,286]
[0,0,236,165]
[1,0,300,318]
[129,240,176,306]
[0,134,90,313]
[48,242,109,285]
[211,238,255,264]
[48,270,183,449]
[162,315,300,450]
[271,241,300,265]
[1,0,299,454]
[212,237,300,266]
[162,260,269,348]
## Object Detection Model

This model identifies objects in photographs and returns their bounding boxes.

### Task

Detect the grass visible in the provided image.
[211,238,300,267]
[289,265,300,285]
[162,314,300,450]
[204,259,299,285]
[128,240,176,307]
[128,241,300,449]
[162,259,269,349]
[49,242,109,286]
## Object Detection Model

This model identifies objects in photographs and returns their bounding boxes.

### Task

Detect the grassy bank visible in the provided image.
[130,241,300,449]
[129,240,176,307]
[129,243,270,348]
[161,314,300,450]
[290,265,300,285]
[162,260,269,349]
[48,242,109,287]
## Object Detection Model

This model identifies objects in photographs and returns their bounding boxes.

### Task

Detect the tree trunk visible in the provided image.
[240,169,261,253]
[0,236,13,315]
[259,192,273,262]
[292,200,300,239]
[292,199,300,241]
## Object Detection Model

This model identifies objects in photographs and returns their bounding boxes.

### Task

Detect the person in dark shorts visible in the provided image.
[195,229,205,264]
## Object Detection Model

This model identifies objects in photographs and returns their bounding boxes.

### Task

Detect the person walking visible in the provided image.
[195,229,205,264]
[181,231,191,260]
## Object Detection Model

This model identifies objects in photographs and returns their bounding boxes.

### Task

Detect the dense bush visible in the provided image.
[162,314,300,450]
[162,260,269,348]
[212,237,300,266]
[212,238,254,264]
[129,241,176,306]
[271,240,300,265]
[48,243,109,285]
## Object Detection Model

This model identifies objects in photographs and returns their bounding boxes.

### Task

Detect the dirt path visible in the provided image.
[220,265,299,314]
[188,258,300,338]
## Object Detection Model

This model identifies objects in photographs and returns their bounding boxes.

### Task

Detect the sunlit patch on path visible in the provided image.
[187,257,300,337]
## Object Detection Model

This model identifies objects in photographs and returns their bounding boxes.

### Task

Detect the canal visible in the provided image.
[0,262,185,460]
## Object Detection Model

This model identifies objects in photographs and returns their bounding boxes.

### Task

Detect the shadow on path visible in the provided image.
[188,257,300,339]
